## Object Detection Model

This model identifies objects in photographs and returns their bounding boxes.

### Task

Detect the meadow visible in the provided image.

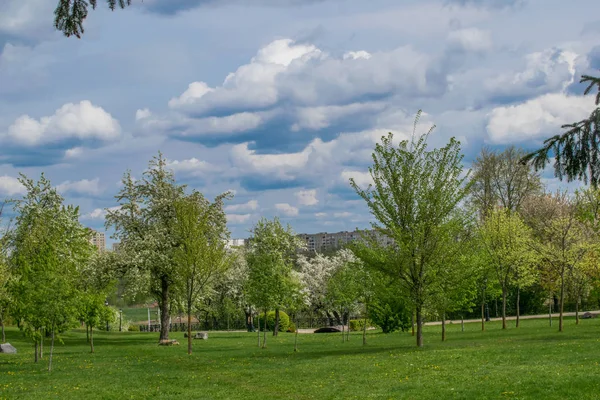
[1,317,599,399]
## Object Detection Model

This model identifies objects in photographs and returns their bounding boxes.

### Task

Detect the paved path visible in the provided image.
[294,310,600,333]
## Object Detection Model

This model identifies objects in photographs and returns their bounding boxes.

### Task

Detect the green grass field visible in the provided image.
[1,317,599,399]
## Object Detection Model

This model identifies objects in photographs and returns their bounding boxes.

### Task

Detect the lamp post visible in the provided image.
[105,300,109,331]
[119,309,123,332]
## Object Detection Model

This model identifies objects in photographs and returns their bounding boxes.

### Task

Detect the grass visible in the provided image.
[1,317,599,399]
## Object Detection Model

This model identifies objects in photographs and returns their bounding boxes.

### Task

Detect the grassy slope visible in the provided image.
[1,317,599,399]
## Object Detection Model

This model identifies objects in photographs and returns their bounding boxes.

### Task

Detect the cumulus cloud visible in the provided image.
[165,157,217,177]
[227,213,252,224]
[81,206,121,220]
[340,170,374,188]
[275,203,299,217]
[225,199,259,212]
[486,93,596,144]
[56,178,102,196]
[295,189,318,206]
[4,101,120,146]
[0,0,56,40]
[447,28,492,53]
[485,48,578,101]
[0,175,25,196]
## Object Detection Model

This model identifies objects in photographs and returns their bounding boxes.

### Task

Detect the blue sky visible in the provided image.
[0,0,598,245]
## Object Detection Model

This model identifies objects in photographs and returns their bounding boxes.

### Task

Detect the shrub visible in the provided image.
[370,300,411,334]
[128,324,140,332]
[349,319,373,332]
[257,310,290,332]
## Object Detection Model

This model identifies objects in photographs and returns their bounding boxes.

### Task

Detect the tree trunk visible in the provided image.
[461,316,464,333]
[501,288,507,330]
[441,311,446,342]
[416,305,423,347]
[294,316,299,352]
[332,310,342,325]
[257,311,261,348]
[481,300,485,332]
[362,307,368,346]
[559,273,565,332]
[90,325,94,353]
[159,277,170,342]
[273,308,279,337]
[515,286,521,328]
[341,317,345,342]
[39,329,43,359]
[86,324,89,343]
[48,327,55,372]
[187,304,192,356]
[262,310,267,349]
[549,299,552,327]
[575,297,580,325]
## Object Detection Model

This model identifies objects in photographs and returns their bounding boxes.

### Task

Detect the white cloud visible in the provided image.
[227,213,252,224]
[447,27,493,53]
[56,178,102,196]
[165,157,216,177]
[486,93,596,144]
[5,101,120,146]
[343,50,372,60]
[295,189,318,206]
[225,199,259,212]
[333,212,353,218]
[0,175,25,196]
[485,48,578,99]
[81,206,121,220]
[340,170,374,188]
[275,203,299,216]
[135,108,152,120]
[315,212,327,218]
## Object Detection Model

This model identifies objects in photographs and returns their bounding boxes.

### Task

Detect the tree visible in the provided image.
[522,192,592,332]
[479,208,536,330]
[173,191,232,355]
[246,218,304,348]
[0,203,12,344]
[522,73,600,187]
[326,250,361,342]
[9,174,93,370]
[54,0,131,38]
[470,146,542,219]
[349,111,471,347]
[106,153,186,342]
[78,251,118,353]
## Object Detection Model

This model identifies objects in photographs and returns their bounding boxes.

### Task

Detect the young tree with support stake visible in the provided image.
[173,191,232,355]
[349,111,471,348]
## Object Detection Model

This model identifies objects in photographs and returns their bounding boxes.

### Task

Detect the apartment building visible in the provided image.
[298,229,393,253]
[88,229,106,252]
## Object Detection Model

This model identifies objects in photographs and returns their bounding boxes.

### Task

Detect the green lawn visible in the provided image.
[1,317,599,399]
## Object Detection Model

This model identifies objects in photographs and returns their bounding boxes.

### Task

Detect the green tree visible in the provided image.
[9,174,93,370]
[522,74,600,187]
[246,217,303,348]
[106,153,185,342]
[479,208,536,330]
[173,191,232,355]
[78,251,118,353]
[522,192,593,332]
[54,0,131,38]
[349,111,471,347]
[0,203,12,344]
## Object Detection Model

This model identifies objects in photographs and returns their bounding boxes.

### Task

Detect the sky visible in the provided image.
[0,0,599,246]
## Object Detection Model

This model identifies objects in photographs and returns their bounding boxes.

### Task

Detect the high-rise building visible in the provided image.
[112,242,121,253]
[226,238,246,249]
[88,229,106,252]
[297,229,393,253]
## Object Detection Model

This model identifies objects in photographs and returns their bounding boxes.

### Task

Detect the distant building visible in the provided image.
[88,229,106,252]
[112,242,121,252]
[297,229,393,253]
[226,238,246,249]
